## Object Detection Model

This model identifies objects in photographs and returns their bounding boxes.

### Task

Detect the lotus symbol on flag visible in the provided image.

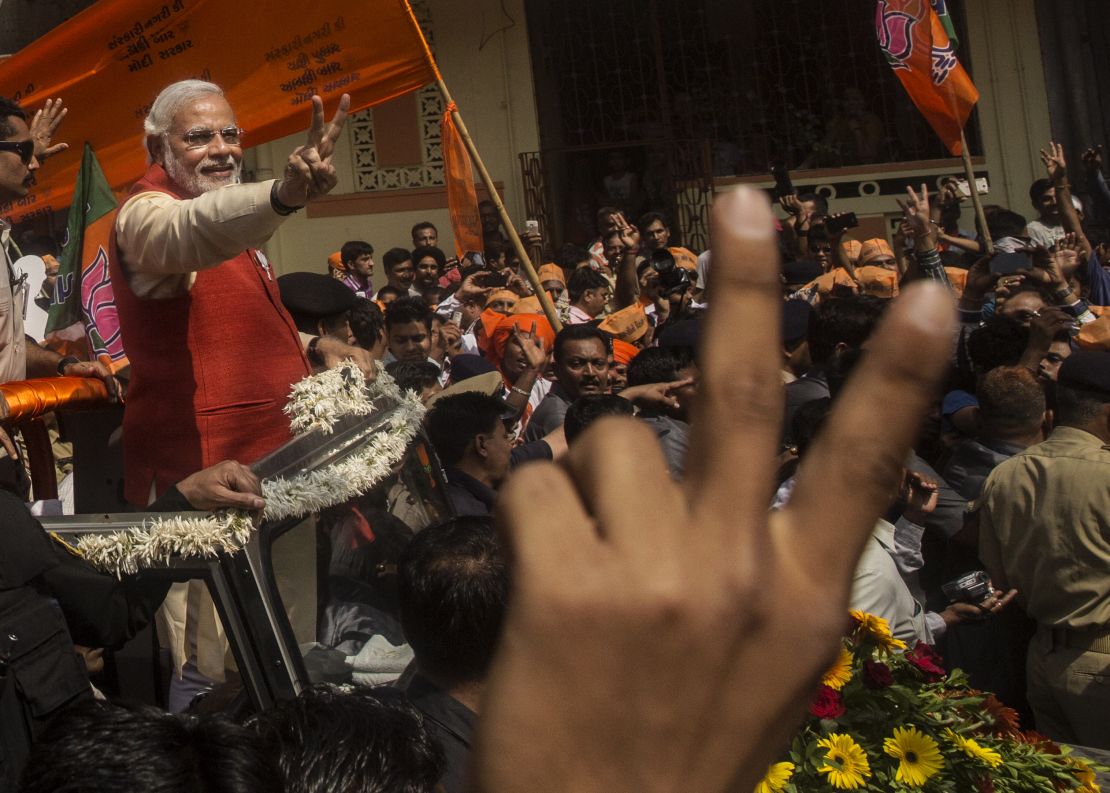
[931,42,959,84]
[875,0,917,70]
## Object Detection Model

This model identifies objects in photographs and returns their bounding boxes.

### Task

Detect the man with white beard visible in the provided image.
[107,80,368,708]
[109,79,368,506]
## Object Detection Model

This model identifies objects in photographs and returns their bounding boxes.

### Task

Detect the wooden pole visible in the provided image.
[959,130,994,256]
[433,76,563,332]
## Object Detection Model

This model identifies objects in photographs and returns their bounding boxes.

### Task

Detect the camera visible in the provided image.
[650,249,691,296]
[942,571,993,605]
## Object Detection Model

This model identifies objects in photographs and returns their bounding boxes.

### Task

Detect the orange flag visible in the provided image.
[0,0,436,223]
[442,105,484,260]
[875,0,979,155]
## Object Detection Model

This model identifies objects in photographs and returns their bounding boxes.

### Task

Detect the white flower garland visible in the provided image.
[77,362,426,575]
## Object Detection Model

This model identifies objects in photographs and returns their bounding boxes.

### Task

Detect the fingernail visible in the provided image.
[720,186,775,241]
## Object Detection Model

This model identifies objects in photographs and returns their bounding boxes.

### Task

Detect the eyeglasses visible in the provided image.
[0,140,34,165]
[177,126,244,150]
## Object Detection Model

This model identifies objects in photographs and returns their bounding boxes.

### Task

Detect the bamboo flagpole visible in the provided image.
[959,130,994,257]
[401,1,563,332]
[433,77,562,333]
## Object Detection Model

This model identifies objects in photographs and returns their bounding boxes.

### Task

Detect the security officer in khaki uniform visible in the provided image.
[977,350,1110,748]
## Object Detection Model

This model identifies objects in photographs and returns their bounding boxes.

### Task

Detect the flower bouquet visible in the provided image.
[755,611,1105,792]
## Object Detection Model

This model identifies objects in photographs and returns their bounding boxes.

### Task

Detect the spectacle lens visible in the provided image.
[181,126,244,150]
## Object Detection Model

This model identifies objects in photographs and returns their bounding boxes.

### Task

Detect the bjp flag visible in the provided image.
[442,105,484,260]
[875,0,979,155]
[0,0,436,224]
[45,144,125,369]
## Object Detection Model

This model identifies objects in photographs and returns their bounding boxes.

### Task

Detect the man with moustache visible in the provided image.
[109,79,367,506]
[523,324,610,442]
[0,97,116,389]
[107,80,366,707]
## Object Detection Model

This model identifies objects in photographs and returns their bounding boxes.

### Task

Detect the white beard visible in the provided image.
[164,153,242,196]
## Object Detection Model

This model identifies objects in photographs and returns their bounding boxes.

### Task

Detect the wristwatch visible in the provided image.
[56,355,80,376]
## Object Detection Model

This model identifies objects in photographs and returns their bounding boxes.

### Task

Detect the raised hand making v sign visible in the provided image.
[273,93,351,211]
[473,187,956,793]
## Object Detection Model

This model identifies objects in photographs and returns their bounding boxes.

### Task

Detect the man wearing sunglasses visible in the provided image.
[0,96,117,391]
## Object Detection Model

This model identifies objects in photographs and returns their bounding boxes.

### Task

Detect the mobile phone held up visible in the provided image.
[989,251,1031,275]
[524,219,540,234]
[956,177,990,197]
[825,212,859,235]
[770,161,795,199]
[480,271,510,288]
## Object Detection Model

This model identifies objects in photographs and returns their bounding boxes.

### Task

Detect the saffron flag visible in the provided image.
[442,105,484,260]
[875,0,979,156]
[0,0,436,224]
[45,144,127,370]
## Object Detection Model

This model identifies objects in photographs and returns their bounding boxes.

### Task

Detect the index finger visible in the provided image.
[782,283,954,586]
[685,187,784,529]
[307,95,326,145]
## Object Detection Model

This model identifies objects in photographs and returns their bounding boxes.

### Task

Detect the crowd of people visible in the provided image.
[0,72,1107,793]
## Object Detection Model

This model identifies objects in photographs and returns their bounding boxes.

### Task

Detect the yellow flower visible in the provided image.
[1069,758,1102,793]
[883,726,943,787]
[754,761,794,793]
[817,733,872,790]
[822,647,853,691]
[849,610,907,654]
[943,728,1002,767]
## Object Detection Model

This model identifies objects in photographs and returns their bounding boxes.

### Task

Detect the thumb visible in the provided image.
[213,486,265,512]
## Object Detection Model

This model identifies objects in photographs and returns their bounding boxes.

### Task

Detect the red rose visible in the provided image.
[808,685,846,719]
[862,660,894,689]
[906,641,946,682]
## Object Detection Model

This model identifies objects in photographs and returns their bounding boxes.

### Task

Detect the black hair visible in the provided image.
[411,221,437,240]
[341,240,373,264]
[791,397,831,459]
[0,96,27,139]
[349,298,384,349]
[425,392,505,466]
[411,246,447,272]
[806,297,886,366]
[596,206,619,229]
[1029,177,1053,207]
[626,346,695,387]
[637,211,668,231]
[555,243,591,271]
[1055,383,1109,427]
[553,323,609,363]
[20,701,280,793]
[564,394,635,444]
[251,686,443,793]
[484,241,506,262]
[978,366,1046,435]
[386,360,441,395]
[797,192,829,218]
[966,315,1029,374]
[567,267,609,303]
[398,516,507,686]
[986,209,1029,241]
[385,296,434,332]
[376,285,405,301]
[383,247,413,272]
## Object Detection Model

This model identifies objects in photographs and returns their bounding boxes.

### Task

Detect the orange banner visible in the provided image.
[442,105,483,261]
[0,0,436,224]
[875,0,979,156]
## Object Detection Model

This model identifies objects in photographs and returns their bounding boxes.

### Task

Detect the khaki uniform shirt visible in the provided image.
[0,221,27,383]
[978,426,1110,630]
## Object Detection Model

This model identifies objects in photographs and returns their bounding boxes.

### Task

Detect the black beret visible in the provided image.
[782,258,824,286]
[782,299,813,345]
[278,272,360,335]
[1057,350,1110,396]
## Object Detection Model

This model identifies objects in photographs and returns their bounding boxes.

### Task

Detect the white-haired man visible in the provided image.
[107,80,365,708]
[108,80,366,506]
